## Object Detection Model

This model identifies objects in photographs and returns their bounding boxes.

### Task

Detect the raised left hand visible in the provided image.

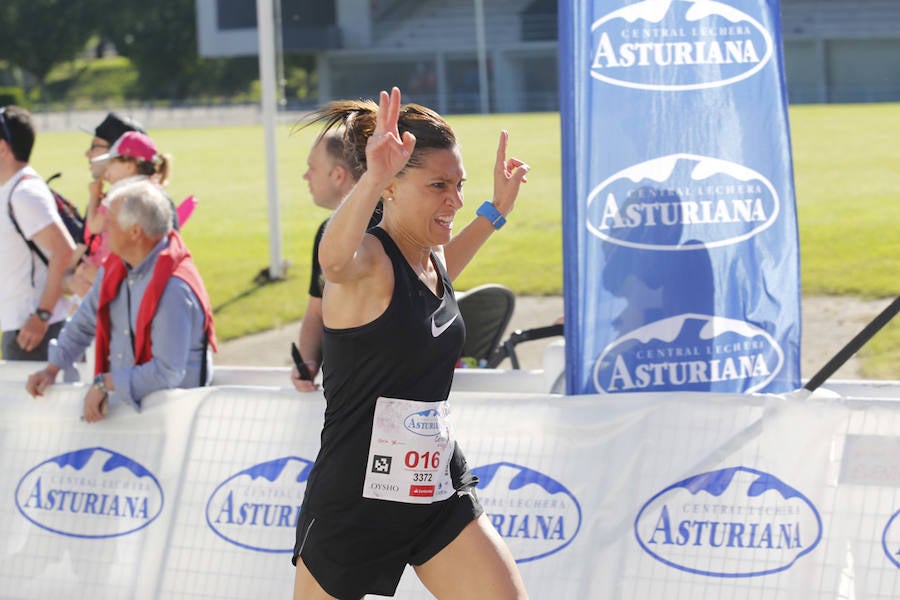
[491,131,530,217]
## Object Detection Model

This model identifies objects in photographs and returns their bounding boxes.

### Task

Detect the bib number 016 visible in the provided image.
[405,450,440,470]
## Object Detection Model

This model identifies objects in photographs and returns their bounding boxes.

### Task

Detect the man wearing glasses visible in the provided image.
[0,105,76,360]
[81,111,146,180]
[62,112,147,298]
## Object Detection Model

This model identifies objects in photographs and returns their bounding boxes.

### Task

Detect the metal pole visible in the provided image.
[273,0,286,107]
[804,296,899,392]
[474,0,490,114]
[256,0,285,279]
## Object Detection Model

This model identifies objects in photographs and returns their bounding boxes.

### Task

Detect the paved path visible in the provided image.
[217,295,896,381]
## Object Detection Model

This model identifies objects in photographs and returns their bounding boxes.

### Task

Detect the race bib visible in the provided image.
[363,397,455,504]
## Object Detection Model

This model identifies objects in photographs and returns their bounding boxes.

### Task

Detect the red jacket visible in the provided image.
[95,231,217,375]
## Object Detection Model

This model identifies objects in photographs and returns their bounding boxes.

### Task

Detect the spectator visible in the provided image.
[67,130,175,296]
[62,112,146,298]
[291,128,381,391]
[0,105,76,361]
[26,180,216,422]
[80,112,146,186]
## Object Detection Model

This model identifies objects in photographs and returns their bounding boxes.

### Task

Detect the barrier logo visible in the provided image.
[586,154,779,250]
[14,446,163,539]
[590,0,773,91]
[635,466,822,577]
[206,456,314,553]
[593,314,783,393]
[883,510,900,569]
[472,462,581,563]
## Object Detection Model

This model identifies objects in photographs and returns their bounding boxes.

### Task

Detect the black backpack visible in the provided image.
[7,172,85,265]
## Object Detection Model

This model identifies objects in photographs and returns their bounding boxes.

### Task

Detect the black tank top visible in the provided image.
[303,227,472,520]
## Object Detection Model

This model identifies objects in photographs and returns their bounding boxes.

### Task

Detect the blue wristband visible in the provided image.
[476,201,506,230]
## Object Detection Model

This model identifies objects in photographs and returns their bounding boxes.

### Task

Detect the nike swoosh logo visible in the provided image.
[431,313,459,338]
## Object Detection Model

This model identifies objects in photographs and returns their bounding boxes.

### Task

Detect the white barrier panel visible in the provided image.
[1,379,899,599]
[0,383,212,600]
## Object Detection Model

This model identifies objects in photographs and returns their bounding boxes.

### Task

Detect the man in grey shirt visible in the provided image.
[26,180,216,421]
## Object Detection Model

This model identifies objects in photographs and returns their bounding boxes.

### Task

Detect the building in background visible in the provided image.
[196,0,900,111]
[197,0,555,112]
[780,0,900,103]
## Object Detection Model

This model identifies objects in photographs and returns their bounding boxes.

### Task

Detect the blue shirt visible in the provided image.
[49,237,213,409]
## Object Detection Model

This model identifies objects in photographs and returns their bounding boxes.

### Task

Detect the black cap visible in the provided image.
[81,112,146,145]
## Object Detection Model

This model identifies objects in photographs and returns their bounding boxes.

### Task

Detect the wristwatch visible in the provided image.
[476,200,506,230]
[34,308,52,322]
[92,373,109,395]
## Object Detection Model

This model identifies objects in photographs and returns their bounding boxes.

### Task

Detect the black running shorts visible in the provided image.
[292,490,483,598]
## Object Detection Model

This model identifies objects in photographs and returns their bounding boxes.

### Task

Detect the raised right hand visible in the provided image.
[364,87,417,186]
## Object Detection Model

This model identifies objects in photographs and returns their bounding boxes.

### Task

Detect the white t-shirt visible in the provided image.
[0,166,71,331]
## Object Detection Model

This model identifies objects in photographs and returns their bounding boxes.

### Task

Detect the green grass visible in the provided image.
[789,104,900,377]
[791,104,900,297]
[27,105,899,378]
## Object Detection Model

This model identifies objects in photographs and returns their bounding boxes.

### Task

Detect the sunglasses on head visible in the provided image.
[0,107,12,144]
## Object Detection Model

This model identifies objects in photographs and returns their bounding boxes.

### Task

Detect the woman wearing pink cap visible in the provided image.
[66,131,174,296]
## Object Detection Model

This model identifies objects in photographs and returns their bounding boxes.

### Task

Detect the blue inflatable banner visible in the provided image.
[559,0,801,395]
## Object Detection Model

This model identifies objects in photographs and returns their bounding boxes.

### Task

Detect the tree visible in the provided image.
[102,0,257,101]
[0,0,266,105]
[0,0,101,97]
